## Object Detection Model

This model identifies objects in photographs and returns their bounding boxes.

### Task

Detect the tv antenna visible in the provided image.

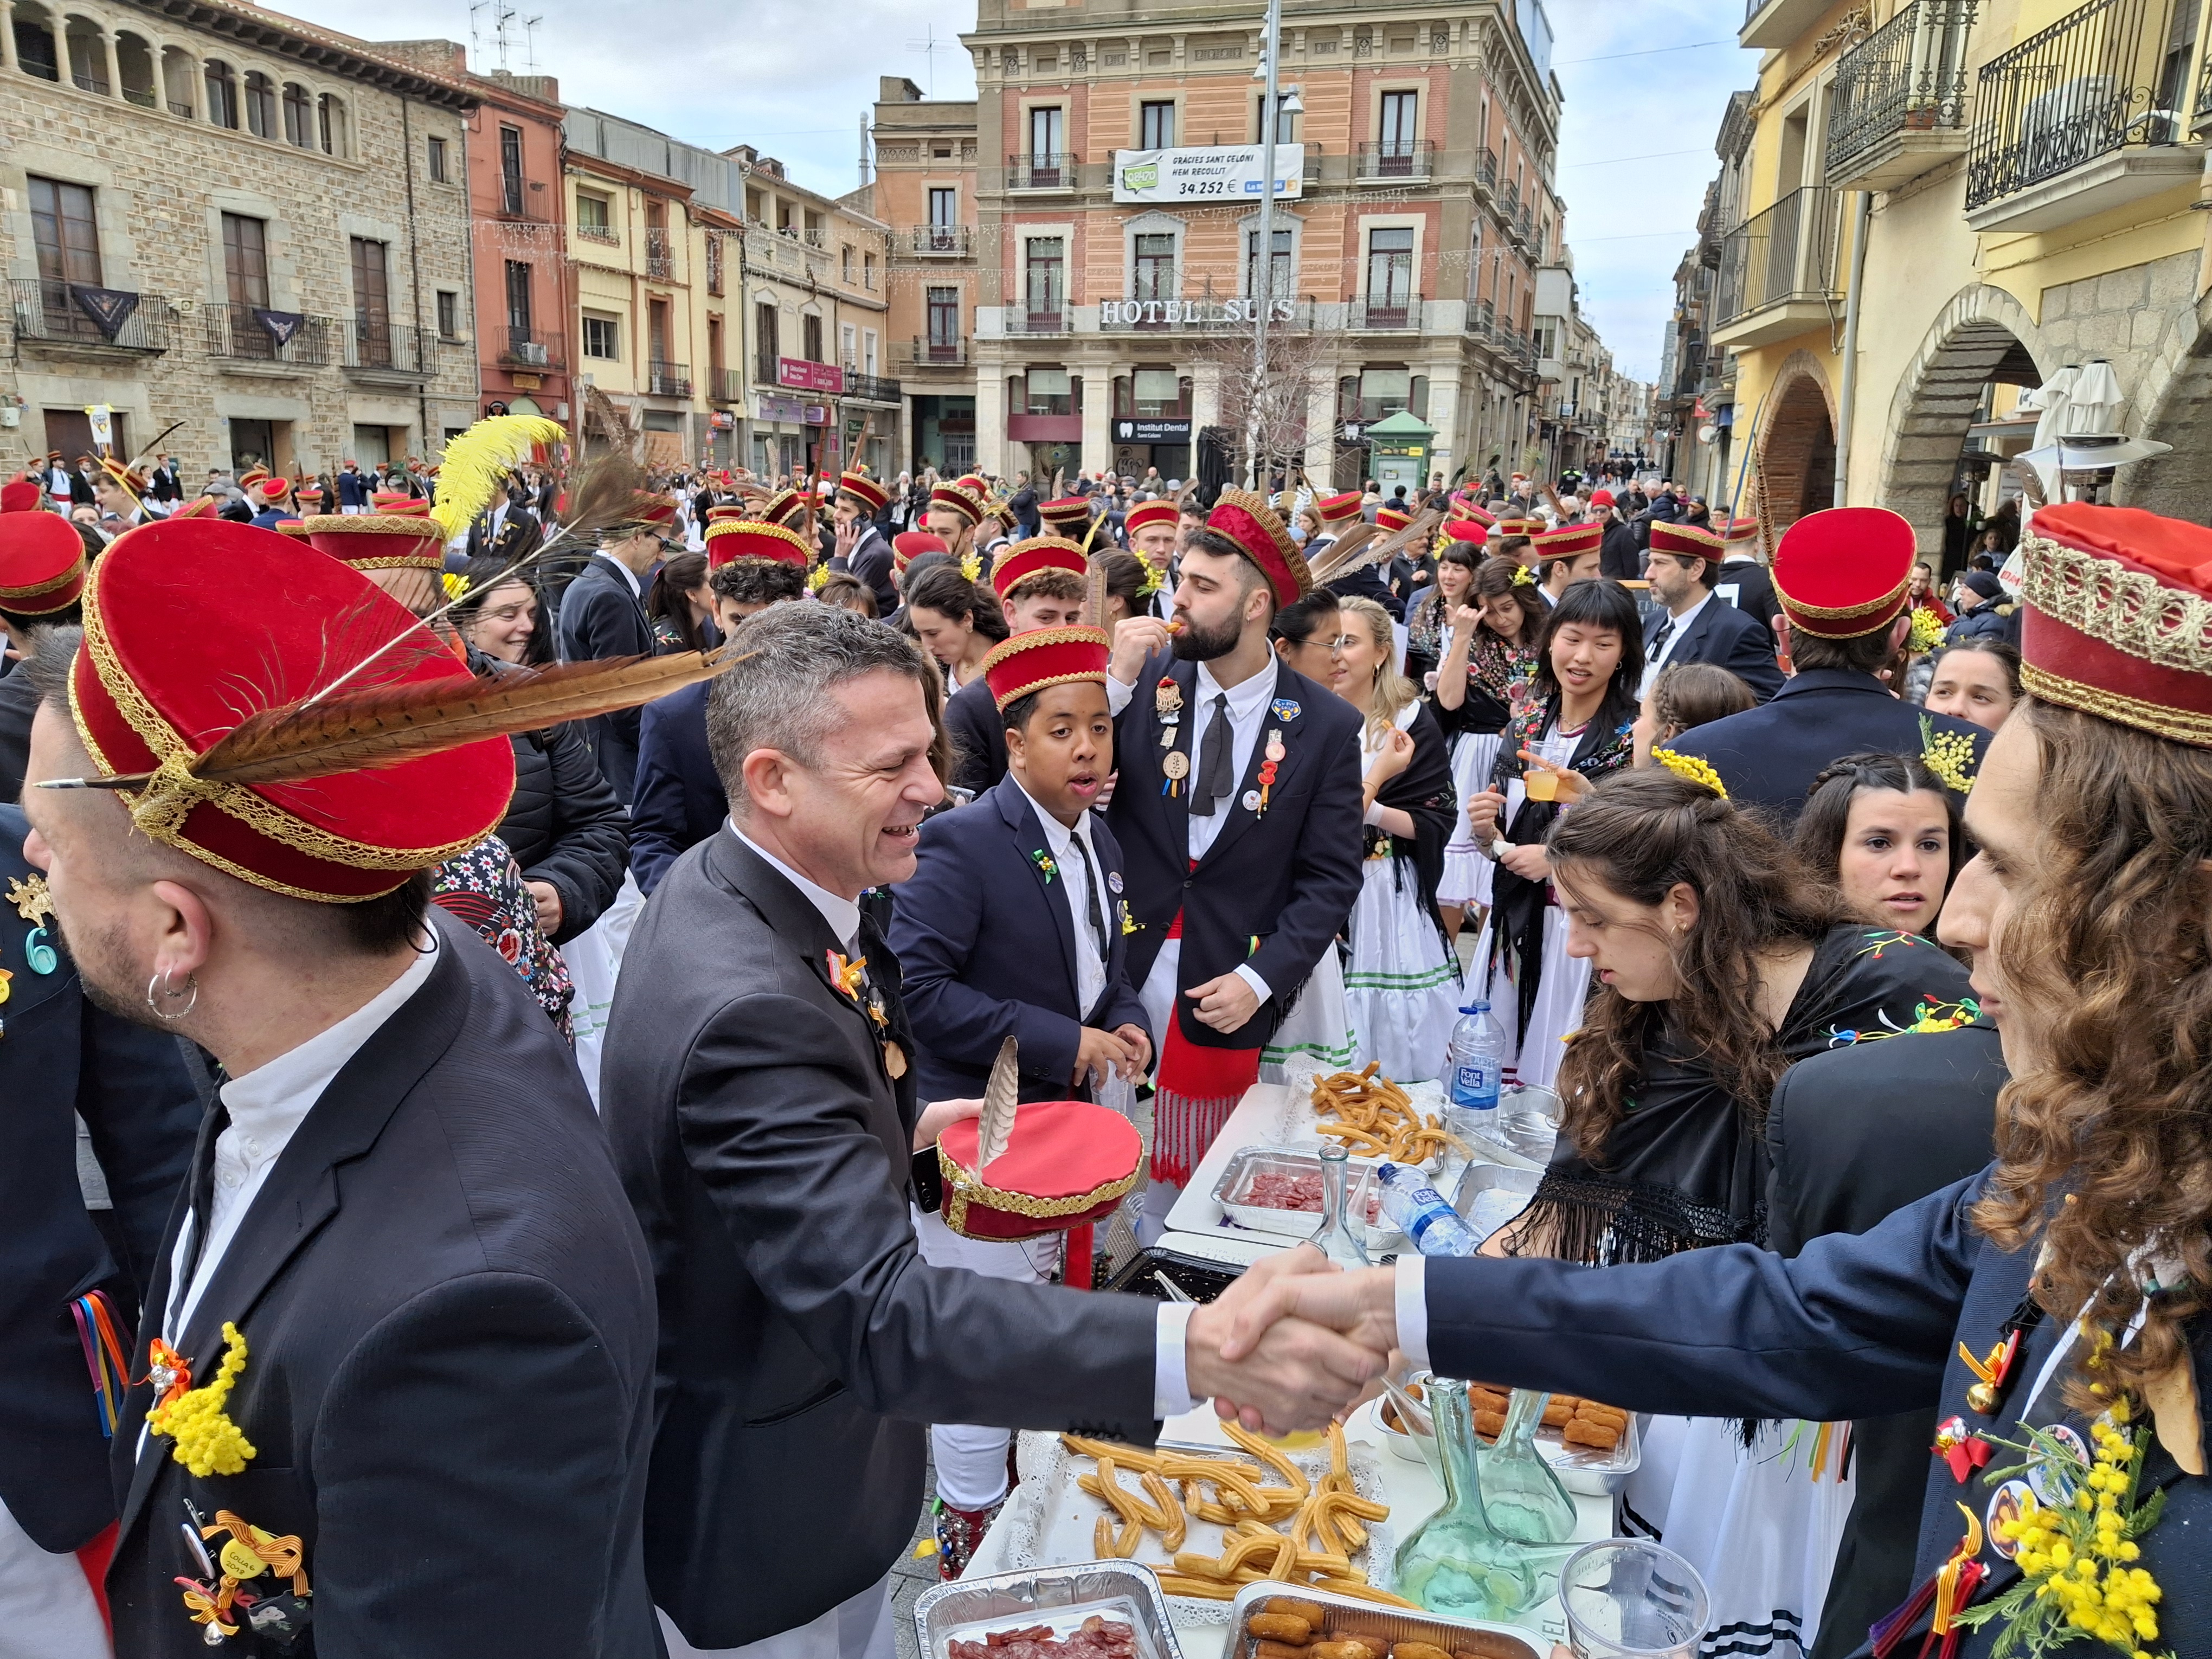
[468,1,542,73]
[907,24,944,95]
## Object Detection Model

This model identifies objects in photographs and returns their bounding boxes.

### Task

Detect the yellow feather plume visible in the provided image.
[430,414,567,541]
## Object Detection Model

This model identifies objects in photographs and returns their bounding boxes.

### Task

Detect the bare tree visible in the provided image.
[1198,320,1336,490]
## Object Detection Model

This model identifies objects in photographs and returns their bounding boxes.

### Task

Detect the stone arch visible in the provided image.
[1757,349,1838,532]
[1877,284,2046,555]
[2115,286,2212,522]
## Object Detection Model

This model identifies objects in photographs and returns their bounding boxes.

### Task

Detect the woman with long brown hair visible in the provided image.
[1432,551,1545,936]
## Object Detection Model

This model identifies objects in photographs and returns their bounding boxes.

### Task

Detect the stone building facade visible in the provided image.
[0,0,480,478]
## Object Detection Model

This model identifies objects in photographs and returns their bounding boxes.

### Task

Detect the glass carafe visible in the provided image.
[1394,1378,1579,1621]
[1480,1390,1578,1545]
[1307,1144,1371,1268]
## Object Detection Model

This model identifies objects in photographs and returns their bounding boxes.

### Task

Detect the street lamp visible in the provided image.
[1250,0,1283,490]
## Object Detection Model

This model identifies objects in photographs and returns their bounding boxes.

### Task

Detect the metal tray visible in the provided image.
[1450,1164,1541,1248]
[1451,1088,1560,1171]
[1211,1146,1391,1247]
[1099,1246,1246,1304]
[1376,1375,1643,1497]
[1222,1578,1542,1659]
[913,1563,1183,1659]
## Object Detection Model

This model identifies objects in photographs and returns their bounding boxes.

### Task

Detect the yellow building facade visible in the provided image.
[1710,0,2211,561]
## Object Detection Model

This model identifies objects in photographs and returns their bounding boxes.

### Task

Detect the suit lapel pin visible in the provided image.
[1030,848,1059,885]
[1270,697,1301,723]
[1160,749,1189,795]
[1106,871,1123,895]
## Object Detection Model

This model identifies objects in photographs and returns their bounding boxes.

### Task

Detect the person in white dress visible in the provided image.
[1430,553,1544,941]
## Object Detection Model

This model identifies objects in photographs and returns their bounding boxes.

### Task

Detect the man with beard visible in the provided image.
[17,517,668,1657]
[1104,490,1364,1229]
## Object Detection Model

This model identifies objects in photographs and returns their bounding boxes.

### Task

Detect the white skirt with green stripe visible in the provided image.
[1345,853,1462,1084]
[1259,939,1356,1082]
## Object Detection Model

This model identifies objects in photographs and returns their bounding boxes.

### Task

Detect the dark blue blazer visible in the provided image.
[0,808,200,1553]
[848,525,898,615]
[558,555,655,806]
[631,679,726,895]
[944,673,1010,799]
[1671,667,1989,821]
[888,773,1150,1104]
[1647,594,1784,701]
[1105,653,1363,1053]
[1420,1175,2212,1658]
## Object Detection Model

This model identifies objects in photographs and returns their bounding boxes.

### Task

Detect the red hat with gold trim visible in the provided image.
[371,491,427,516]
[705,504,749,524]
[298,500,447,572]
[1199,487,1311,607]
[1123,499,1178,538]
[2017,503,2212,746]
[989,536,1088,602]
[259,475,292,502]
[892,531,948,574]
[0,509,87,615]
[1451,501,1497,529]
[1441,520,1489,548]
[1493,516,1541,538]
[1718,516,1760,548]
[237,467,271,494]
[1039,496,1092,537]
[294,483,324,511]
[64,518,518,902]
[1,478,42,513]
[980,623,1110,711]
[757,488,807,529]
[1772,507,1916,639]
[705,518,812,570]
[1533,520,1604,562]
[1316,490,1364,527]
[928,478,987,528]
[1375,505,1412,532]
[1649,520,1726,562]
[837,470,889,514]
[627,492,679,531]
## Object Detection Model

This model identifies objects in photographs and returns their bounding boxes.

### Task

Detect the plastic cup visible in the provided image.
[1559,1539,1709,1659]
[1523,767,1560,803]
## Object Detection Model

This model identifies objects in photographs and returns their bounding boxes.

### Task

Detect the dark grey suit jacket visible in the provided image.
[602,830,1161,1649]
[558,555,655,805]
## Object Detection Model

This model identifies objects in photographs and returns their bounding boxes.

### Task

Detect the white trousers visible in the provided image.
[912,1208,1057,1509]
[657,1573,895,1659]
[0,1501,107,1659]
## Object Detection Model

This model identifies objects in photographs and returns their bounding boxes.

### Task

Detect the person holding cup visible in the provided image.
[1464,578,1644,1090]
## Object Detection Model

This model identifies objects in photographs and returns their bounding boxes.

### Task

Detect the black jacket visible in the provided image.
[558,555,657,805]
[107,913,659,1658]
[943,673,1010,799]
[1645,593,1784,701]
[0,807,200,1553]
[629,679,726,895]
[1598,519,1642,582]
[500,720,630,942]
[601,831,1160,1649]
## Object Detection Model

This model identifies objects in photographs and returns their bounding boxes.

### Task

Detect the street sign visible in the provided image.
[1112,418,1193,444]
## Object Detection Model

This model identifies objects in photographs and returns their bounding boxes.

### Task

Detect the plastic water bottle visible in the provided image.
[1445,1001,1506,1114]
[1375,1163,1480,1258]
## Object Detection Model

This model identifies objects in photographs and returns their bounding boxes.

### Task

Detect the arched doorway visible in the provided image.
[2117,289,2212,524]
[1758,359,1837,533]
[1877,285,2045,558]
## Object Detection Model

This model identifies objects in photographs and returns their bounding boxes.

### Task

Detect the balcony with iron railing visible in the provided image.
[1828,2,1980,190]
[499,326,565,371]
[1710,185,1842,349]
[906,225,974,256]
[344,319,435,377]
[497,174,550,222]
[645,228,675,279]
[204,303,336,368]
[575,221,620,246]
[1356,139,1434,182]
[1007,152,1079,190]
[1001,306,1072,335]
[1348,293,1424,331]
[648,359,692,398]
[10,278,175,353]
[1744,0,1842,51]
[842,368,903,403]
[1476,147,1499,193]
[901,336,970,367]
[708,366,743,403]
[1964,0,2204,231]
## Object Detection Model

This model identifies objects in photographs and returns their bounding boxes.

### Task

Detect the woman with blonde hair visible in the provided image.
[1332,595,1462,1081]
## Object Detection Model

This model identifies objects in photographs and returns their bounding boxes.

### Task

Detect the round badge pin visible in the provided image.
[2028,1425,2091,1507]
[1265,740,1286,763]
[1162,750,1191,780]
[1242,789,1262,811]
[1985,1478,2033,1559]
[1107,871,1124,893]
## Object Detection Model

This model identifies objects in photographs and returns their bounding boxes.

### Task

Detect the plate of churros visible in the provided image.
[1369,1379,1641,1497]
[998,1423,1405,1621]
[1221,1579,1542,1659]
[1296,1065,1460,1173]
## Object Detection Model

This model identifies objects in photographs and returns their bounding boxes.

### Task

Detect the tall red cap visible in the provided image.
[299,515,446,572]
[1441,520,1489,547]
[1200,488,1311,607]
[928,479,986,526]
[1039,497,1092,533]
[1772,507,1917,639]
[0,478,42,513]
[1649,520,1725,562]
[893,530,947,573]
[1124,499,1179,536]
[838,471,889,514]
[980,624,1111,710]
[989,537,1088,601]
[705,519,812,570]
[1532,520,1604,560]
[1375,506,1412,532]
[0,509,87,614]
[1316,491,1364,526]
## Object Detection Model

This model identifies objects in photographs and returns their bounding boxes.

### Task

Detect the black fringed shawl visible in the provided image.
[1366,702,1458,950]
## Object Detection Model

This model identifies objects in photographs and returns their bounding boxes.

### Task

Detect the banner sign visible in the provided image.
[777,357,844,394]
[253,308,305,347]
[69,285,139,340]
[1112,145,1304,204]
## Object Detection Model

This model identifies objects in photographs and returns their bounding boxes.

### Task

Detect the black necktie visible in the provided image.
[1649,616,1676,658]
[1192,692,1233,817]
[1069,832,1108,954]
[170,1098,231,1335]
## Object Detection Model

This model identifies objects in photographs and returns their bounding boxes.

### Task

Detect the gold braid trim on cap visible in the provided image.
[1773,568,1911,623]
[0,565,83,606]
[937,1151,1144,1236]
[2021,661,2212,748]
[71,568,496,901]
[1211,486,1314,600]
[2020,528,2212,680]
[295,515,448,539]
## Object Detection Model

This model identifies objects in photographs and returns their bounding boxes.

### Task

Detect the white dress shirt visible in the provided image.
[727,821,1197,1415]
[1637,590,1714,698]
[594,548,644,600]
[1012,781,1108,1020]
[164,932,442,1349]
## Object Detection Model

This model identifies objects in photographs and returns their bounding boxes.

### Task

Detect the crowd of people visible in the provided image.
[0,427,2205,1659]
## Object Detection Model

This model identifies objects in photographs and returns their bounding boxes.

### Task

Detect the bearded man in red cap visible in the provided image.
[1104,489,1364,1230]
[16,518,687,1657]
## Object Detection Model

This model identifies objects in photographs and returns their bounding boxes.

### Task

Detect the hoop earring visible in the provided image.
[146,968,199,1021]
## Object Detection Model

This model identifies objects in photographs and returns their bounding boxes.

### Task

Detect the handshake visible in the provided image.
[1180,1245,1405,1437]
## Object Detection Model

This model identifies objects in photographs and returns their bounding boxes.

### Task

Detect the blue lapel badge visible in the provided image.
[1270,697,1301,723]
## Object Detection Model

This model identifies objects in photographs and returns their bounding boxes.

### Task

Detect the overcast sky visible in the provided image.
[294,0,1755,382]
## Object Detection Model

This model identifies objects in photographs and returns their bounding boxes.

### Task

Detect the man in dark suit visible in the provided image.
[15,518,671,1658]
[464,481,542,566]
[1713,517,1782,635]
[333,459,370,513]
[1673,507,1986,820]
[833,471,898,615]
[0,805,199,1657]
[1103,489,1364,1221]
[887,627,1153,1572]
[630,531,808,892]
[560,497,670,805]
[1638,520,1784,701]
[601,604,1381,1652]
[1766,1023,2005,1659]
[942,543,1089,798]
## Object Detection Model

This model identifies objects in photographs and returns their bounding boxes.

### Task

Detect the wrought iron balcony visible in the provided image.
[907,226,973,256]
[1476,147,1498,192]
[901,336,969,366]
[709,367,744,403]
[648,359,691,398]
[344,319,435,376]
[499,327,565,370]
[645,228,675,280]
[1007,152,1079,190]
[1829,1,1979,188]
[843,369,903,403]
[1711,185,1841,345]
[1002,307,1072,336]
[497,174,550,221]
[11,278,177,353]
[1348,293,1424,331]
[1357,140,1433,182]
[204,301,336,366]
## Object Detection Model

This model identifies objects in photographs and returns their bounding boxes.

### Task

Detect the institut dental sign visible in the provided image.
[1097,297,1300,326]
[1113,145,1304,204]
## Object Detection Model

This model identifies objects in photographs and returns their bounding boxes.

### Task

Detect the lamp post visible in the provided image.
[1250,0,1281,490]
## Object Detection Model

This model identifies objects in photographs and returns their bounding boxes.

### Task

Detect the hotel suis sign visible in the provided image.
[1113,145,1304,204]
[1097,297,1298,327]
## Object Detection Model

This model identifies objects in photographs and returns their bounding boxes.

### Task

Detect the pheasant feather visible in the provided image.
[430,414,567,541]
[975,1036,1020,1175]
[1308,509,1441,586]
